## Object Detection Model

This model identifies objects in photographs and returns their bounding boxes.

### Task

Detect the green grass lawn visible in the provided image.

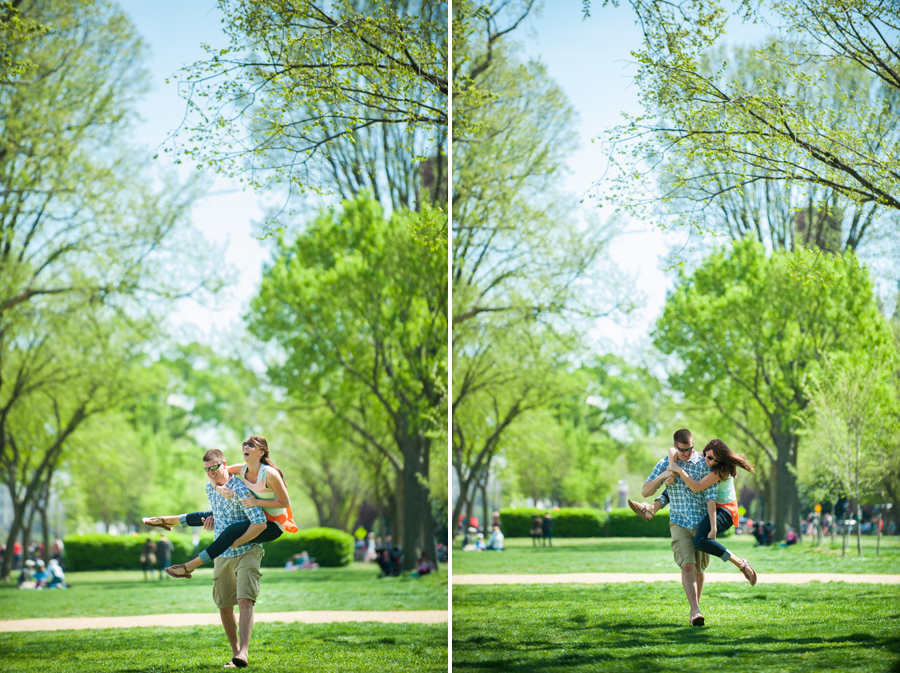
[2,621,447,672]
[0,563,447,620]
[452,535,900,575]
[1,563,448,672]
[452,583,900,673]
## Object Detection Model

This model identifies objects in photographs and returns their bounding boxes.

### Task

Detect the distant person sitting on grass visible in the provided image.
[413,552,435,577]
[32,560,48,587]
[377,545,404,577]
[782,527,799,546]
[486,523,504,551]
[142,436,296,578]
[17,559,35,589]
[45,558,70,588]
[285,552,319,570]
[142,448,268,669]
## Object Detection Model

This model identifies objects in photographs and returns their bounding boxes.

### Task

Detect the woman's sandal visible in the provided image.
[690,614,705,626]
[736,558,757,586]
[627,500,654,522]
[142,517,173,531]
[165,563,193,579]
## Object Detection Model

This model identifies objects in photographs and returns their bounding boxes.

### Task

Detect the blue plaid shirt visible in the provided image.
[205,476,266,559]
[646,452,717,529]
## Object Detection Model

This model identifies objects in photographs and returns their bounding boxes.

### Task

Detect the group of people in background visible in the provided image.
[17,557,69,590]
[140,533,174,580]
[458,511,507,552]
[530,512,554,547]
[10,537,69,590]
[1,537,65,572]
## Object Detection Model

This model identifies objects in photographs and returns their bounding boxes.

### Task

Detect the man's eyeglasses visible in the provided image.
[676,444,694,453]
[204,463,223,473]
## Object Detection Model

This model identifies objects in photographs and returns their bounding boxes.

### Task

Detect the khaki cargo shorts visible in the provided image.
[212,545,264,608]
[670,523,710,573]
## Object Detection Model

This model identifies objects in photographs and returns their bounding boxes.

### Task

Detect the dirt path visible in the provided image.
[452,572,900,585]
[0,610,448,633]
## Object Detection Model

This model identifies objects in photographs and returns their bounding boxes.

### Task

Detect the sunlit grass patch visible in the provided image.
[452,582,900,673]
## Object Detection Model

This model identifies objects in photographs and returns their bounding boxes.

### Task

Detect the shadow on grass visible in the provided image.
[453,620,898,672]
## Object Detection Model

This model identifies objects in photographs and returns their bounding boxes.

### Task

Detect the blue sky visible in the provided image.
[123,2,267,342]
[519,3,674,353]
[123,2,670,351]
[123,3,853,352]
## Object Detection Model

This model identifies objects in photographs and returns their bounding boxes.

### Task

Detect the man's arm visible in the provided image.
[642,468,674,498]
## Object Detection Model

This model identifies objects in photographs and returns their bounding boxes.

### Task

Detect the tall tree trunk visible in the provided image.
[1,500,26,581]
[772,430,798,542]
[400,433,431,572]
[855,434,862,556]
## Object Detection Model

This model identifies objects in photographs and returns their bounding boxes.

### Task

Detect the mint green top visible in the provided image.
[716,475,736,505]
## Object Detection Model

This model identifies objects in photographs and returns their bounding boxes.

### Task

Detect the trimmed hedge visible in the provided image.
[607,508,671,537]
[500,506,733,539]
[499,507,607,538]
[64,533,202,571]
[64,527,354,571]
[259,528,354,568]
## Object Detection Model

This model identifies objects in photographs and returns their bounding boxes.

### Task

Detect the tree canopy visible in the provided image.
[0,0,222,580]
[250,196,447,569]
[603,1,900,227]
[174,0,448,213]
[654,238,892,539]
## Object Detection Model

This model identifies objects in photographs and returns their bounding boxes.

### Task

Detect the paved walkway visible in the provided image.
[0,610,448,633]
[453,572,900,585]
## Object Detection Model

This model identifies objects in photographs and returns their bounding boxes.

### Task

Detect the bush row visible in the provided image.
[498,507,732,538]
[499,507,608,538]
[499,507,663,537]
[64,527,354,571]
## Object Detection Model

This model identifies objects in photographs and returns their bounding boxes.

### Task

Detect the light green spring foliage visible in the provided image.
[0,0,49,82]
[174,0,448,209]
[654,240,891,425]
[645,43,889,258]
[251,197,446,435]
[602,0,900,226]
[249,196,447,518]
[653,239,892,533]
[451,0,537,139]
[451,33,634,518]
[0,0,223,576]
[497,358,676,508]
[801,347,900,522]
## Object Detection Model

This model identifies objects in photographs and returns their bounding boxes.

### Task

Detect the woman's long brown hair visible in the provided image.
[704,439,755,480]
[243,436,287,487]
